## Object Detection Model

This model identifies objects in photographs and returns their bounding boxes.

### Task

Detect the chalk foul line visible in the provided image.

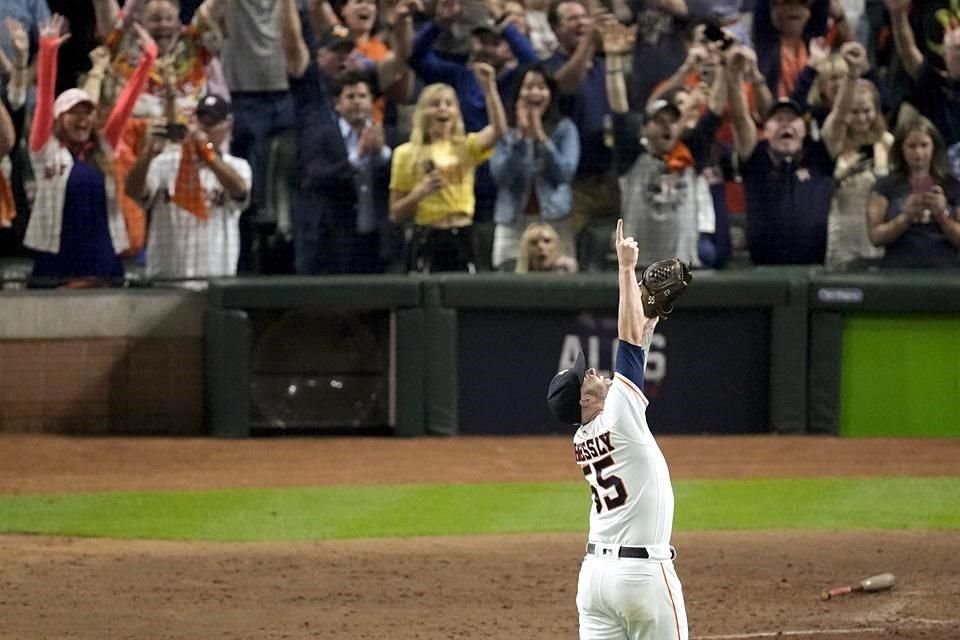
[693,628,886,640]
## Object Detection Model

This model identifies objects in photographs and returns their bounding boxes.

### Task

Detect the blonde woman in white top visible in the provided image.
[821,42,892,270]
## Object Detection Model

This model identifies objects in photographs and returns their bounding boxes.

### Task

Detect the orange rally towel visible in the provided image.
[664,143,695,174]
[172,140,208,220]
[116,118,148,254]
[0,172,15,228]
[778,38,808,98]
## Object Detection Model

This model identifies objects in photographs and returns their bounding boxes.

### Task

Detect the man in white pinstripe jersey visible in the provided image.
[547,218,687,640]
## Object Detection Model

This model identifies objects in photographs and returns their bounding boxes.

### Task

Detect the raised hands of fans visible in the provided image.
[416,162,444,197]
[156,59,178,96]
[88,45,112,72]
[528,104,546,143]
[610,0,632,25]
[483,0,504,20]
[472,61,496,90]
[307,0,343,30]
[738,46,763,84]
[592,11,616,39]
[186,126,217,163]
[600,20,635,55]
[5,19,29,64]
[131,22,158,58]
[683,44,709,72]
[687,81,710,110]
[829,0,846,22]
[515,101,532,138]
[923,185,949,216]
[808,36,829,67]
[882,0,911,14]
[345,50,374,74]
[389,0,423,24]
[931,195,955,227]
[433,0,463,29]
[38,14,70,47]
[840,40,868,76]
[725,44,755,78]
[358,124,386,157]
[901,193,928,223]
[141,121,168,159]
[122,0,150,28]
[946,26,960,48]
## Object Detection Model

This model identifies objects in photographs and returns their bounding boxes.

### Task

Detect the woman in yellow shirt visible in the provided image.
[389,62,507,273]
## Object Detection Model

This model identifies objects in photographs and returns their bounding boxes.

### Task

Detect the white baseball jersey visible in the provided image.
[574,340,687,640]
[142,149,252,281]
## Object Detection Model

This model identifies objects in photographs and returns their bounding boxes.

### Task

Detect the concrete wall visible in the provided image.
[0,290,206,435]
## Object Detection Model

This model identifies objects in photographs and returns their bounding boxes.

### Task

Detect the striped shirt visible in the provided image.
[142,149,251,280]
[574,341,675,547]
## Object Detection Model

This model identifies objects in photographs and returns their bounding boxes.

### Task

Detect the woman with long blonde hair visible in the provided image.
[820,42,892,270]
[515,221,577,273]
[389,62,507,273]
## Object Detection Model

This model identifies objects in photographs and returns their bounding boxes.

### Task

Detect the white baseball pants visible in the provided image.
[576,551,688,640]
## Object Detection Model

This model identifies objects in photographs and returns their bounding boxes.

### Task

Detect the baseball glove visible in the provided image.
[639,258,693,319]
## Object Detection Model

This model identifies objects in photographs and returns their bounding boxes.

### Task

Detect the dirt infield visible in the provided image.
[1,435,959,640]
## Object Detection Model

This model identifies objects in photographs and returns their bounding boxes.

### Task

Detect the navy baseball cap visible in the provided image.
[546,351,586,425]
[644,97,682,123]
[196,94,231,123]
[765,97,805,121]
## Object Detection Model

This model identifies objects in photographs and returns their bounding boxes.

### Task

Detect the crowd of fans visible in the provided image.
[1,0,959,286]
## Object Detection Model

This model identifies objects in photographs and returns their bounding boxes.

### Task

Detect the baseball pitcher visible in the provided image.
[546,219,692,640]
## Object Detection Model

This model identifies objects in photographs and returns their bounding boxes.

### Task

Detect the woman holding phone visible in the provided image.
[866,116,960,268]
[389,63,507,273]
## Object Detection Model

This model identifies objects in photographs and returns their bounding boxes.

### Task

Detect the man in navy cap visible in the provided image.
[727,44,835,265]
[126,93,252,283]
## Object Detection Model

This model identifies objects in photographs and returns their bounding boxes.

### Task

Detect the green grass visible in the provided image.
[1,478,958,541]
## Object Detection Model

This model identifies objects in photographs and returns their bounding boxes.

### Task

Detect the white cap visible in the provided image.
[54,88,96,118]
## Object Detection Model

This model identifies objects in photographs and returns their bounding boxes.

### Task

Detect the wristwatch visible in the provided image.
[199,141,216,163]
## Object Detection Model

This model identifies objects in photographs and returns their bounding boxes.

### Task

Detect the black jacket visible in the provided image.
[300,121,393,232]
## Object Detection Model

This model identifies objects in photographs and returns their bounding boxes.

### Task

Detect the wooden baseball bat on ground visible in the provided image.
[820,573,896,600]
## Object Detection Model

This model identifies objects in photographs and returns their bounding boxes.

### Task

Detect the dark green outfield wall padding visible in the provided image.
[394,308,427,437]
[422,284,458,435]
[840,315,960,437]
[435,269,800,309]
[201,270,960,437]
[206,277,427,437]
[434,269,811,435]
[807,311,844,435]
[206,309,251,438]
[207,275,422,310]
[810,272,960,314]
[768,275,811,434]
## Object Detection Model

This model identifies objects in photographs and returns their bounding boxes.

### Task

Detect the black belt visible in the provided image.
[586,543,676,559]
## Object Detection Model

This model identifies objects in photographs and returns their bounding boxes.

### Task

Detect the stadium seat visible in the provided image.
[576,217,619,272]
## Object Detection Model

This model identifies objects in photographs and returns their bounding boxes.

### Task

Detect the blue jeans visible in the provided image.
[229,91,295,273]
